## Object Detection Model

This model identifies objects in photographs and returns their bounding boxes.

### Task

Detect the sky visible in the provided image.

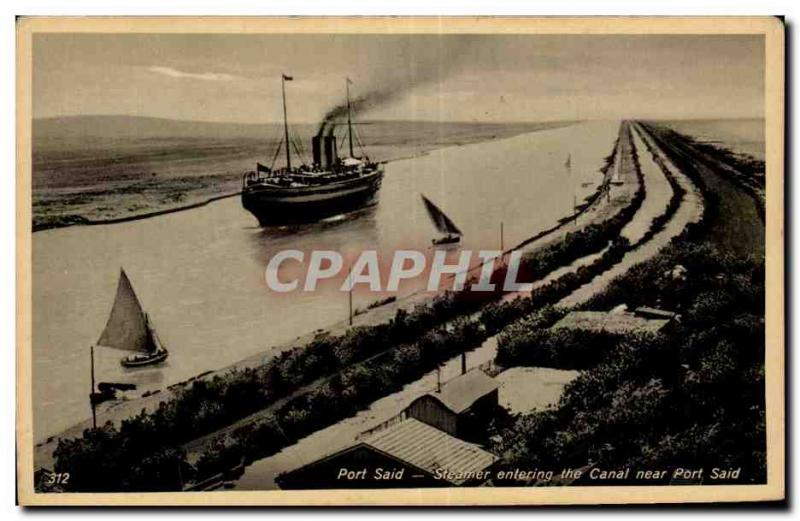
[32,33,765,124]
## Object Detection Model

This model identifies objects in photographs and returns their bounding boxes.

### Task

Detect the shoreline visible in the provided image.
[33,191,243,232]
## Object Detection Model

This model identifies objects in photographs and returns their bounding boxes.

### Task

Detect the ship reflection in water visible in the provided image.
[246,204,381,272]
[32,120,618,440]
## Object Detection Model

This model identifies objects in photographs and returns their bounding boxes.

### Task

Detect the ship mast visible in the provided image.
[281,74,292,171]
[346,78,354,158]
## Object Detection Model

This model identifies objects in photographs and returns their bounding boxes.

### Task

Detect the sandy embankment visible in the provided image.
[557,124,704,308]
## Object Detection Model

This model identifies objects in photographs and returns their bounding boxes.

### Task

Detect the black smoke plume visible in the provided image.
[316,36,475,138]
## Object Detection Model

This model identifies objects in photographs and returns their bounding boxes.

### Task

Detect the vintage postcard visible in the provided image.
[16,16,784,506]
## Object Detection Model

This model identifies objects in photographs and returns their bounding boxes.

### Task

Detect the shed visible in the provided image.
[276,418,497,489]
[405,369,499,438]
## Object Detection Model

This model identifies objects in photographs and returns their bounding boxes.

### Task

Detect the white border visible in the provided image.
[4,2,796,519]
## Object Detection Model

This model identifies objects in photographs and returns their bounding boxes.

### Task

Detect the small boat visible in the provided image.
[96,268,169,368]
[433,234,461,246]
[89,387,115,406]
[421,194,462,246]
[89,382,138,405]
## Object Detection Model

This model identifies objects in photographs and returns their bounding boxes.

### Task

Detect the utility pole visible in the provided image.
[573,194,578,226]
[566,153,576,226]
[348,266,353,326]
[500,221,504,252]
[90,345,97,429]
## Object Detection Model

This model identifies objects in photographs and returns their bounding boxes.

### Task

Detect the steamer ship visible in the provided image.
[242,76,384,226]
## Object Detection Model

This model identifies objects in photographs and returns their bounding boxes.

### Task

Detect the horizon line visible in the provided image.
[33,113,765,126]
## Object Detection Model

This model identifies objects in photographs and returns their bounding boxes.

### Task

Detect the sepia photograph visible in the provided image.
[15,16,784,506]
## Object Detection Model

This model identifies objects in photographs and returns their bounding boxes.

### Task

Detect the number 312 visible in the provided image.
[45,472,70,485]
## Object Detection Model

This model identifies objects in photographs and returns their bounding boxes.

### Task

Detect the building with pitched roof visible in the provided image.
[405,368,499,438]
[276,369,501,489]
[276,418,497,489]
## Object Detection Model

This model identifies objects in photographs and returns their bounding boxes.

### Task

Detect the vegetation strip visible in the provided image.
[32,192,242,232]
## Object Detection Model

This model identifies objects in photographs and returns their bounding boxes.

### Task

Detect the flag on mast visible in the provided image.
[282,74,293,81]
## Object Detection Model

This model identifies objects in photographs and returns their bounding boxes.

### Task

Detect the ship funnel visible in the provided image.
[324,136,338,169]
[312,136,323,166]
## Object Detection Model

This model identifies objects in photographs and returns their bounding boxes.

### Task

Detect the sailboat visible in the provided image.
[421,194,462,246]
[96,268,169,368]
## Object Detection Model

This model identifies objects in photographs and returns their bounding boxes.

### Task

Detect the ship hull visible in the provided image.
[120,349,168,368]
[242,170,383,226]
[432,234,461,246]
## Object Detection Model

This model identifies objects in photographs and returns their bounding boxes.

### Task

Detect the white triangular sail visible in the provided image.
[421,194,462,236]
[97,269,154,353]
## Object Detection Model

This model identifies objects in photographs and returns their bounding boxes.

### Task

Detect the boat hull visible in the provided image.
[242,170,383,226]
[120,350,168,368]
[432,235,461,246]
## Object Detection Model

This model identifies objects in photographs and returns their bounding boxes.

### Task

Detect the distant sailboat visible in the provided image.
[421,194,462,246]
[96,268,168,368]
[565,153,577,225]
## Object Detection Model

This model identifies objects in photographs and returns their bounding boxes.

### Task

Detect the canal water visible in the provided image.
[32,120,619,440]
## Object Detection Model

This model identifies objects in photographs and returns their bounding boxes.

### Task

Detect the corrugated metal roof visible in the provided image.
[363,418,497,485]
[431,369,499,414]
